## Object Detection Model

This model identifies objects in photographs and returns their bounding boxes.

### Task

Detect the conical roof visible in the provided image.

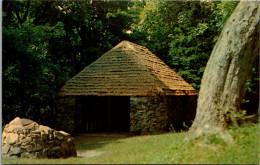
[58,41,197,96]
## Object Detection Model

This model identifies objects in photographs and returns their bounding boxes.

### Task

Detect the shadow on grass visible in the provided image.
[73,133,129,150]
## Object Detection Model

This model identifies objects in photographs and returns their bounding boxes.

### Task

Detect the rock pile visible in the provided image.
[2,117,77,159]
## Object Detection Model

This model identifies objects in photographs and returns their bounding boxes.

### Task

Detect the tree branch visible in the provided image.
[21,0,30,23]
[15,0,30,26]
[15,9,22,25]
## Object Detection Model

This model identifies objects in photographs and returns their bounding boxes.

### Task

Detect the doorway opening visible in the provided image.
[74,96,130,133]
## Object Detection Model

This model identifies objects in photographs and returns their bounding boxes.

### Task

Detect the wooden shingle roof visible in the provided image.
[58,41,197,96]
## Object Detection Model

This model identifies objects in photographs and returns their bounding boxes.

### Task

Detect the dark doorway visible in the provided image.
[74,96,130,133]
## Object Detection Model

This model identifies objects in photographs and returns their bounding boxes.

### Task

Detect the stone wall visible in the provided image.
[130,96,169,135]
[130,95,197,134]
[56,96,76,134]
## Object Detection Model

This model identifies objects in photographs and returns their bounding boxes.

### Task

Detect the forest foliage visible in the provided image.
[2,1,258,126]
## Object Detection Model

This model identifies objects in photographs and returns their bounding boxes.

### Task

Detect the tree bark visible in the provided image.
[190,1,259,134]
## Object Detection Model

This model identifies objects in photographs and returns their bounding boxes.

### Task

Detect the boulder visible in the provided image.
[2,117,77,159]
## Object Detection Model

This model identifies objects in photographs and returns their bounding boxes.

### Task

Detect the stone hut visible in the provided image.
[57,41,197,134]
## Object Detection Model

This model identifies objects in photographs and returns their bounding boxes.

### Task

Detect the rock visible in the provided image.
[9,117,23,125]
[2,117,77,159]
[67,138,73,143]
[28,133,41,138]
[59,131,70,137]
[54,131,68,141]
[19,134,26,141]
[21,145,32,151]
[28,135,41,142]
[39,125,52,134]
[20,118,34,126]
[6,133,19,145]
[20,152,31,158]
[2,132,7,143]
[13,142,22,148]
[41,133,48,141]
[136,105,146,110]
[21,137,32,143]
[130,96,169,135]
[2,144,11,154]
[31,129,41,134]
[9,147,21,156]
[24,122,39,132]
[5,123,25,134]
[26,144,42,152]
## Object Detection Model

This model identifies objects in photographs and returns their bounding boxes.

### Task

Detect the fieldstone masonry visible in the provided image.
[130,95,197,134]
[130,96,169,134]
[2,117,77,159]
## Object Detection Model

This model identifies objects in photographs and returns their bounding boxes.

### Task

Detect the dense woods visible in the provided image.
[2,1,258,127]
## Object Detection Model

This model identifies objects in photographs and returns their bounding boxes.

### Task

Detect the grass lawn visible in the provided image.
[2,122,259,164]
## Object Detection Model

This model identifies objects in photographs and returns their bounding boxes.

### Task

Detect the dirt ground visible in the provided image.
[74,132,129,143]
[74,133,129,158]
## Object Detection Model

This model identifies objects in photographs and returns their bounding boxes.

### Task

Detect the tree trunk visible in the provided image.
[190,1,259,134]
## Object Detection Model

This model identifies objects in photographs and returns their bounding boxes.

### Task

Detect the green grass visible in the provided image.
[2,123,259,164]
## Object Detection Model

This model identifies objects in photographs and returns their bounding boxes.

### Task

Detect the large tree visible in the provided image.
[190,1,259,135]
